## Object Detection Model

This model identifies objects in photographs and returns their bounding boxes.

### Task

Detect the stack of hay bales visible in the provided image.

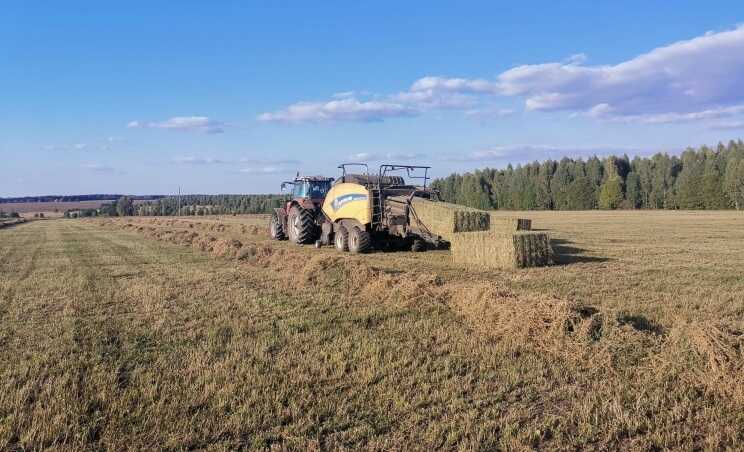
[410,199,490,240]
[410,198,552,269]
[449,231,553,269]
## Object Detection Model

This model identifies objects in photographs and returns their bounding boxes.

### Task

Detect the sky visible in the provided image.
[3,1,744,196]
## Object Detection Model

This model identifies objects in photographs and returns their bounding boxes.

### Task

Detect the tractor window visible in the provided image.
[308,180,331,198]
[292,183,306,198]
[293,180,331,198]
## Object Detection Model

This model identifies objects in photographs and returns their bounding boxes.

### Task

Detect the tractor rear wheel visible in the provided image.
[348,226,371,254]
[288,205,317,244]
[270,212,286,240]
[335,225,349,251]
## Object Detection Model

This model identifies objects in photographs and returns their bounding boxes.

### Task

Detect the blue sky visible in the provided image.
[3,1,744,196]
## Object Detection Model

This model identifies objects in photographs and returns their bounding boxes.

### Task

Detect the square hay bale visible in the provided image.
[410,199,490,239]
[450,231,553,269]
[488,217,532,233]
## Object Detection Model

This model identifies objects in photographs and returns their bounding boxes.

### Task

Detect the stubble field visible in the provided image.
[0,211,742,450]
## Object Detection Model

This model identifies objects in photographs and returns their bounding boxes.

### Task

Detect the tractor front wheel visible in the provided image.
[270,212,286,240]
[288,205,317,244]
[348,226,371,254]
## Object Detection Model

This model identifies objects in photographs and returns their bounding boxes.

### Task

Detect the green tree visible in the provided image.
[676,150,705,209]
[566,177,596,210]
[724,158,743,209]
[598,177,624,209]
[116,196,135,216]
[702,159,726,209]
[550,159,573,210]
[625,171,641,208]
[535,161,554,209]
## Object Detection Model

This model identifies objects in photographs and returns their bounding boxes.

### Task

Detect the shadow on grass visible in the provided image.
[550,238,610,265]
[617,314,665,335]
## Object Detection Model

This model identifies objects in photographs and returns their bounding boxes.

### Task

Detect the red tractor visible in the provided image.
[270,176,334,244]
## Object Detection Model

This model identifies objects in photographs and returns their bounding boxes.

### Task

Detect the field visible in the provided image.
[0,200,117,218]
[1,211,743,450]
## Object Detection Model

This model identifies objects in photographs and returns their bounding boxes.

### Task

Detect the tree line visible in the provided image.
[63,195,288,217]
[0,194,163,203]
[134,194,287,216]
[431,140,744,210]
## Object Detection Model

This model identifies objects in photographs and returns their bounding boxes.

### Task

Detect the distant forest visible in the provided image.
[135,194,287,216]
[0,194,164,203]
[431,140,744,210]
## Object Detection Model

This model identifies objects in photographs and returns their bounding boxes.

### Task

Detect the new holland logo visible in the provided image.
[331,193,368,211]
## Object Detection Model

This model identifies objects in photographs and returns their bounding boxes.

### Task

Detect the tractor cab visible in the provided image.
[282,176,333,200]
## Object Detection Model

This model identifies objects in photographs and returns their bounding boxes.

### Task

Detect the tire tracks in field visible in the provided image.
[16,227,45,282]
[0,223,46,310]
[0,224,37,272]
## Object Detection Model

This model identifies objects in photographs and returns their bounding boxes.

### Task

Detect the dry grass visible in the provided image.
[1,211,743,450]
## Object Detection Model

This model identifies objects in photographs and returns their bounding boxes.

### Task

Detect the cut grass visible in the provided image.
[1,213,743,450]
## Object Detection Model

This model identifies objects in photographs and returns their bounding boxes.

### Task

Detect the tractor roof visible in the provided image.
[296,176,334,182]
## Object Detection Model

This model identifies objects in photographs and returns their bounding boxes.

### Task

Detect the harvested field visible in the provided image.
[1,211,743,450]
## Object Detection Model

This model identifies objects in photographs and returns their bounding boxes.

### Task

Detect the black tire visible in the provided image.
[270,212,286,240]
[288,205,317,244]
[348,226,371,254]
[335,225,349,251]
[411,239,426,252]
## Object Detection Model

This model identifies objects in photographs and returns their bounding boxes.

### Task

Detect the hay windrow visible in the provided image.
[659,320,744,403]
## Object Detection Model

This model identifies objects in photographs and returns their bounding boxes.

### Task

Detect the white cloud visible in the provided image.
[239,167,288,175]
[391,89,474,110]
[346,151,426,161]
[82,163,115,172]
[441,145,645,163]
[128,116,226,134]
[259,26,744,125]
[347,152,373,161]
[410,76,499,94]
[332,91,356,99]
[239,157,301,165]
[43,143,90,151]
[172,156,301,166]
[589,104,744,124]
[464,108,515,120]
[497,25,744,119]
[172,156,227,165]
[710,120,744,130]
[258,98,418,123]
